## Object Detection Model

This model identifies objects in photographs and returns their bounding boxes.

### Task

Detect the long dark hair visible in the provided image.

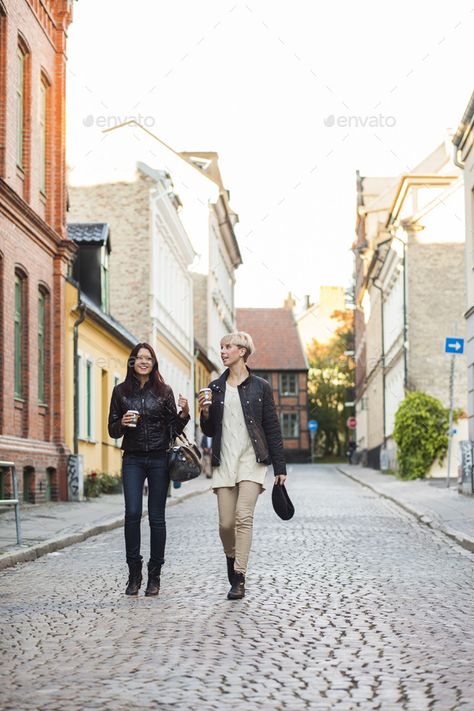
[122,342,166,396]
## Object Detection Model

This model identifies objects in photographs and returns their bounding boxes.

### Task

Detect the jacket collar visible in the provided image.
[211,367,252,392]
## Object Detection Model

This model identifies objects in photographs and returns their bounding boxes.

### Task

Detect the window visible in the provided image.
[279,373,298,396]
[16,46,25,168]
[281,412,299,439]
[38,291,45,401]
[86,359,93,440]
[77,353,84,438]
[39,79,47,194]
[255,371,272,386]
[14,275,22,397]
[101,246,109,313]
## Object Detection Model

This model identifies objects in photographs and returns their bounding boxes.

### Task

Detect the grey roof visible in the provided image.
[67,223,110,246]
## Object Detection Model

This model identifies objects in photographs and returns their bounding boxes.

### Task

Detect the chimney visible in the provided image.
[304,294,311,310]
[283,291,296,310]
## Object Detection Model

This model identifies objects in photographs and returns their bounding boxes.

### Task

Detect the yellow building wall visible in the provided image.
[194,358,213,423]
[65,282,132,477]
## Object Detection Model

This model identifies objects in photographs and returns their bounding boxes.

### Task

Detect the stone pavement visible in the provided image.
[338,465,474,552]
[2,464,474,710]
[0,474,212,570]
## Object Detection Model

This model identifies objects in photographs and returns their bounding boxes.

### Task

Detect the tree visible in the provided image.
[307,310,355,457]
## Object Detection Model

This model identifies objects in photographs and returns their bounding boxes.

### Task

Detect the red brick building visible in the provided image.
[0,0,75,501]
[236,307,310,463]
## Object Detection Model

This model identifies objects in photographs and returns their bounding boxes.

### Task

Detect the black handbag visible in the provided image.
[167,429,202,482]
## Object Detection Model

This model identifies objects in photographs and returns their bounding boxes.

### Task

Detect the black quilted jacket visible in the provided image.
[108,377,189,453]
[200,368,287,476]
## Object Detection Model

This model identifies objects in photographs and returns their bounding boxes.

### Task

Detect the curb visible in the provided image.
[337,467,474,554]
[0,485,212,572]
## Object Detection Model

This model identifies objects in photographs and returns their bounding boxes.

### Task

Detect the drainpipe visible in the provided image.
[73,296,87,455]
[371,279,386,445]
[390,233,408,391]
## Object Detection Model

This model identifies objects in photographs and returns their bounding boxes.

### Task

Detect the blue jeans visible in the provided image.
[122,452,169,567]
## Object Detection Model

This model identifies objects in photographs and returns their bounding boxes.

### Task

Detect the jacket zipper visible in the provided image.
[141,394,149,451]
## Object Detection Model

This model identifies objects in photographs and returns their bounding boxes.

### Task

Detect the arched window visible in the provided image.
[16,33,31,198]
[38,285,50,404]
[39,71,51,205]
[14,268,28,403]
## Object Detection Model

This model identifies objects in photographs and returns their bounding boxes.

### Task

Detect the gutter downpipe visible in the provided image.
[389,232,408,391]
[73,296,87,456]
[371,279,386,446]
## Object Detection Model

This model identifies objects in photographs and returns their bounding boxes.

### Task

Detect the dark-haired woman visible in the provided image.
[108,343,189,597]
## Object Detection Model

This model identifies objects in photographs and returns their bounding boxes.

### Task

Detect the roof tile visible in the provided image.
[236,308,307,371]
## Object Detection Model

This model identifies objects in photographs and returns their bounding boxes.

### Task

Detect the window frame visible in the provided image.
[39,78,47,195]
[279,372,298,396]
[86,358,93,441]
[14,274,22,398]
[77,352,84,439]
[38,290,45,402]
[16,45,25,169]
[280,412,299,439]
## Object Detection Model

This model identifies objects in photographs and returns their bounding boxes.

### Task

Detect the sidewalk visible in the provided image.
[338,464,474,552]
[0,475,212,570]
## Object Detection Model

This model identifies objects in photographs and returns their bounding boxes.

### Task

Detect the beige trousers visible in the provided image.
[216,481,261,574]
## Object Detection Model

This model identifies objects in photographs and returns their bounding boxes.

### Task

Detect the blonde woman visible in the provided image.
[198,332,287,600]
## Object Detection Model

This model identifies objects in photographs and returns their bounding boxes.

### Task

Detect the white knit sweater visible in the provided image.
[211,383,267,490]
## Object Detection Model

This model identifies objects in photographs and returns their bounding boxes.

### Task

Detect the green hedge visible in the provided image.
[393,391,449,480]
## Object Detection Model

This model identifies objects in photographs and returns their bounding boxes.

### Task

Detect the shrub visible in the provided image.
[84,471,122,498]
[393,391,449,480]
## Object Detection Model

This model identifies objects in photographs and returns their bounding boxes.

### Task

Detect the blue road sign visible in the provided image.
[445,337,464,354]
[308,420,318,432]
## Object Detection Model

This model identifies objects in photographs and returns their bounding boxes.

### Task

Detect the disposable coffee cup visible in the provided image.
[199,388,212,407]
[126,410,140,428]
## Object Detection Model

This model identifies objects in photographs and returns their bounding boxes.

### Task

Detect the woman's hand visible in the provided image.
[178,394,189,418]
[197,392,211,420]
[121,411,135,427]
[274,475,287,486]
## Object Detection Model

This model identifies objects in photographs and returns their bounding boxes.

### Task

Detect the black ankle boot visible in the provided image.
[125,561,142,596]
[226,556,235,585]
[227,572,245,600]
[145,563,161,597]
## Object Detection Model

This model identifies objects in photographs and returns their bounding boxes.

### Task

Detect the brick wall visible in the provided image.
[0,0,74,503]
[268,370,310,463]
[68,175,152,342]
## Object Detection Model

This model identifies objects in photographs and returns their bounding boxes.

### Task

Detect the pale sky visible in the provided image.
[66,0,474,311]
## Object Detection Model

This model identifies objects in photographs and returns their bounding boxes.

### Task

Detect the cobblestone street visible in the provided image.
[2,464,474,710]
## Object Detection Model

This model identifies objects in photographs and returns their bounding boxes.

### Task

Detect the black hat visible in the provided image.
[272,483,295,521]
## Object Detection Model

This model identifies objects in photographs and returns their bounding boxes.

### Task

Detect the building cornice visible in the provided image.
[386,174,458,228]
[453,91,474,163]
[0,179,76,262]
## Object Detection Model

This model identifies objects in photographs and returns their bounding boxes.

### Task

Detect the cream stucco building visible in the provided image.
[354,140,467,473]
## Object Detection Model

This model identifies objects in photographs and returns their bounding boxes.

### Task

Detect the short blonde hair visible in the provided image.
[221,331,255,363]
